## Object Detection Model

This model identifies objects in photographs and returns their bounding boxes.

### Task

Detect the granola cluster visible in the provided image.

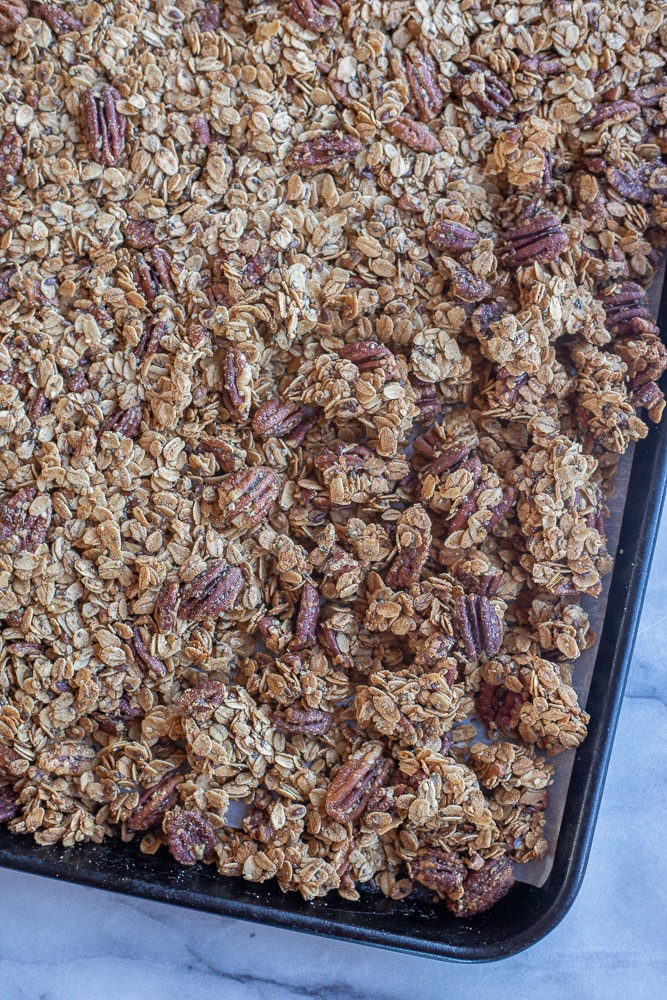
[0,0,665,919]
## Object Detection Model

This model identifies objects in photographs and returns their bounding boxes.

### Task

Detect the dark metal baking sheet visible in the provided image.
[0,289,665,963]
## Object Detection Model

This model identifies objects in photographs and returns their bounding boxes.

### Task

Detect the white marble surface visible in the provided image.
[2,524,667,1000]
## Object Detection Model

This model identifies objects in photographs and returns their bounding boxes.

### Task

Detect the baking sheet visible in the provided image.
[517,260,665,888]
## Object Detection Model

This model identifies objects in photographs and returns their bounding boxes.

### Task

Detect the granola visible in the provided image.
[0,0,665,921]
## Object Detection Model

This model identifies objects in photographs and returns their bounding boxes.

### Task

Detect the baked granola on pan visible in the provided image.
[0,0,665,918]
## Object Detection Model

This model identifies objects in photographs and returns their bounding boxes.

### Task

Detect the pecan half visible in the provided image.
[426,442,471,477]
[217,467,279,531]
[428,220,478,253]
[386,504,431,589]
[163,807,216,866]
[178,680,227,723]
[0,127,22,191]
[252,398,315,443]
[286,132,362,170]
[178,559,244,621]
[32,3,84,32]
[597,282,652,336]
[0,0,27,31]
[80,87,127,167]
[446,857,515,917]
[136,319,168,360]
[155,581,179,633]
[0,786,18,823]
[404,44,443,122]
[318,623,352,669]
[288,582,320,652]
[288,0,340,33]
[273,706,333,736]
[220,347,252,422]
[100,406,142,438]
[453,594,503,659]
[580,100,640,129]
[409,847,466,895]
[128,775,183,831]
[325,742,394,823]
[448,482,515,534]
[133,626,168,677]
[451,59,513,116]
[124,220,159,249]
[387,115,442,154]
[495,213,569,267]
[339,341,394,371]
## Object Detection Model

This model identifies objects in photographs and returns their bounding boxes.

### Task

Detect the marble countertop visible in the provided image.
[2,523,666,1000]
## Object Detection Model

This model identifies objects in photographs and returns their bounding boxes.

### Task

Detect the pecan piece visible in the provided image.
[80,87,127,167]
[339,341,394,371]
[244,246,278,286]
[477,682,525,731]
[447,262,493,302]
[252,398,313,442]
[124,220,159,249]
[0,265,16,301]
[32,4,84,31]
[448,480,515,534]
[453,594,503,659]
[426,442,471,477]
[446,857,515,917]
[221,347,252,422]
[633,81,667,107]
[0,127,22,191]
[580,100,640,129]
[0,486,50,552]
[286,132,362,170]
[288,0,340,33]
[428,220,478,253]
[191,115,211,145]
[163,807,216,866]
[197,436,244,473]
[451,59,512,116]
[100,406,142,438]
[133,626,167,677]
[386,505,431,589]
[178,680,227,723]
[178,559,244,621]
[0,786,18,823]
[128,775,183,831]
[135,321,167,362]
[387,115,442,154]
[631,381,665,422]
[404,44,443,122]
[325,742,394,823]
[409,376,441,422]
[495,213,569,267]
[196,1,220,30]
[134,249,174,302]
[0,0,27,31]
[288,582,320,652]
[217,467,279,531]
[318,623,352,669]
[90,696,144,735]
[273,706,333,736]
[155,581,179,633]
[409,847,466,896]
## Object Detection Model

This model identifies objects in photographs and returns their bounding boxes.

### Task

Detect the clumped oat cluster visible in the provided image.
[0,0,665,918]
